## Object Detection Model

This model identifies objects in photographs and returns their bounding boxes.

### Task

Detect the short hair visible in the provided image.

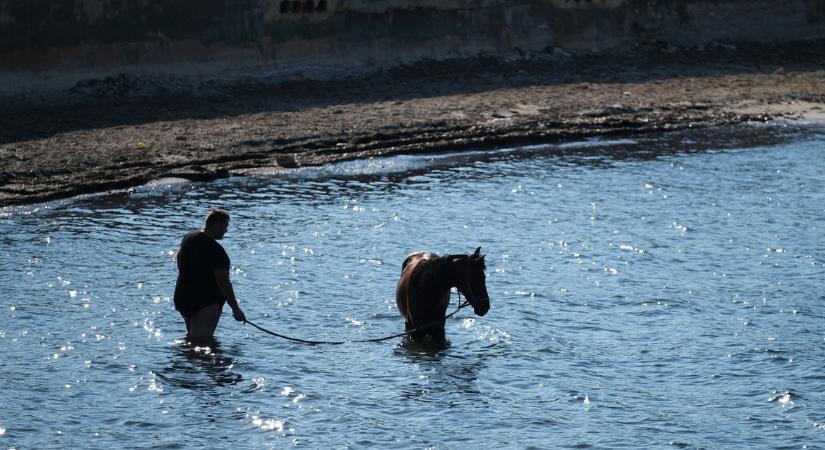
[205,208,230,226]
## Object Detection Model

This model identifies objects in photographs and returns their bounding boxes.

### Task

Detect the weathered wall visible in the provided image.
[2,0,825,97]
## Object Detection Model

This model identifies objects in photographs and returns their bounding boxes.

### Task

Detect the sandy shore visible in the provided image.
[2,41,824,207]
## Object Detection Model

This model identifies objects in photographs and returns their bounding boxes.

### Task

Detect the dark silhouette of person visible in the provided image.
[174,208,246,342]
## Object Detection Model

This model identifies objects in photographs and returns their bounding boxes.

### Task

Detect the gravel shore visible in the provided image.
[2,41,824,207]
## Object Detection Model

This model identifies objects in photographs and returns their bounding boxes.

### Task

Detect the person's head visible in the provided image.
[203,208,230,240]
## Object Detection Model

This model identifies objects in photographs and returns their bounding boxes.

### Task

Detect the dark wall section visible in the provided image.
[0,0,260,49]
[1,0,825,96]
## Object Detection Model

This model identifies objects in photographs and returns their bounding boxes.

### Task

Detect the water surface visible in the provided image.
[1,125,824,448]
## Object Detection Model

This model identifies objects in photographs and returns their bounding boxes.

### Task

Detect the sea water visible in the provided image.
[0,125,823,448]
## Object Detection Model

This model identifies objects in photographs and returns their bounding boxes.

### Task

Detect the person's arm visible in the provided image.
[214,269,246,322]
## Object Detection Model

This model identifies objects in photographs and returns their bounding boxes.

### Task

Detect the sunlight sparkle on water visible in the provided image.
[251,416,285,432]
[147,373,163,393]
[345,317,364,326]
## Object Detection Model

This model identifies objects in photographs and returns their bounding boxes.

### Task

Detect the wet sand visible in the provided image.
[2,41,824,207]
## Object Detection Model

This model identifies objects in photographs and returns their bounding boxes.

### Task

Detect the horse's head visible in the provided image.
[456,247,490,316]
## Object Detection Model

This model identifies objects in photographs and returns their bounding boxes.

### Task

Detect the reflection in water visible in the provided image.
[155,339,242,390]
[396,338,504,404]
[400,359,484,402]
[398,336,452,354]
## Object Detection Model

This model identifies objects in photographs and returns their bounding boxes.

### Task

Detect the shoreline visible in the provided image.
[2,42,825,208]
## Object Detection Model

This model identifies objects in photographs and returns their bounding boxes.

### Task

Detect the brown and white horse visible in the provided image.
[395,247,490,345]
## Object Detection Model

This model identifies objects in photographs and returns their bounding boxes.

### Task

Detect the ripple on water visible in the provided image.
[2,126,825,448]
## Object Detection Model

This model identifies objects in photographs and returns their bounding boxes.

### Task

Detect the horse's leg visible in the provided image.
[412,312,445,345]
[431,318,447,344]
[406,310,437,343]
[410,323,429,342]
[429,291,451,344]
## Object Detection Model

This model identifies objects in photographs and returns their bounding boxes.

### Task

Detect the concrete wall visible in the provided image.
[2,0,825,97]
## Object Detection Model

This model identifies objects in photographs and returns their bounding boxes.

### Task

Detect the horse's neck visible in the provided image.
[438,256,462,291]
[418,256,457,295]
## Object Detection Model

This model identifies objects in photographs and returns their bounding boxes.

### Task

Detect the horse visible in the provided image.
[395,247,490,346]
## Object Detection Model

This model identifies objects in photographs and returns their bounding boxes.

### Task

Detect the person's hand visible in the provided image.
[232,307,246,323]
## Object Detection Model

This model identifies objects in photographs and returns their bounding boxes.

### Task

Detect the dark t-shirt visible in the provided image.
[173,230,230,316]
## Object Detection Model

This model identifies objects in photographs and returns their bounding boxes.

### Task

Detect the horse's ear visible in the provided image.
[473,247,481,258]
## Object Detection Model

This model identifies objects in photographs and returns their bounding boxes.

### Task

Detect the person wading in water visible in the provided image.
[174,208,246,342]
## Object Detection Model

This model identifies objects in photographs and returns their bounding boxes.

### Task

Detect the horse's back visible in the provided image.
[400,251,437,273]
[396,251,438,321]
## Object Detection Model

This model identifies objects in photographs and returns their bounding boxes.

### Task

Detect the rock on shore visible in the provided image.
[1,41,825,207]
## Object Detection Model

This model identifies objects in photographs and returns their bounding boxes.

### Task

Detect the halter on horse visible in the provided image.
[395,247,490,345]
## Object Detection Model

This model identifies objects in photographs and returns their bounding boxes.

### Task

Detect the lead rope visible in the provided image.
[244,291,471,345]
